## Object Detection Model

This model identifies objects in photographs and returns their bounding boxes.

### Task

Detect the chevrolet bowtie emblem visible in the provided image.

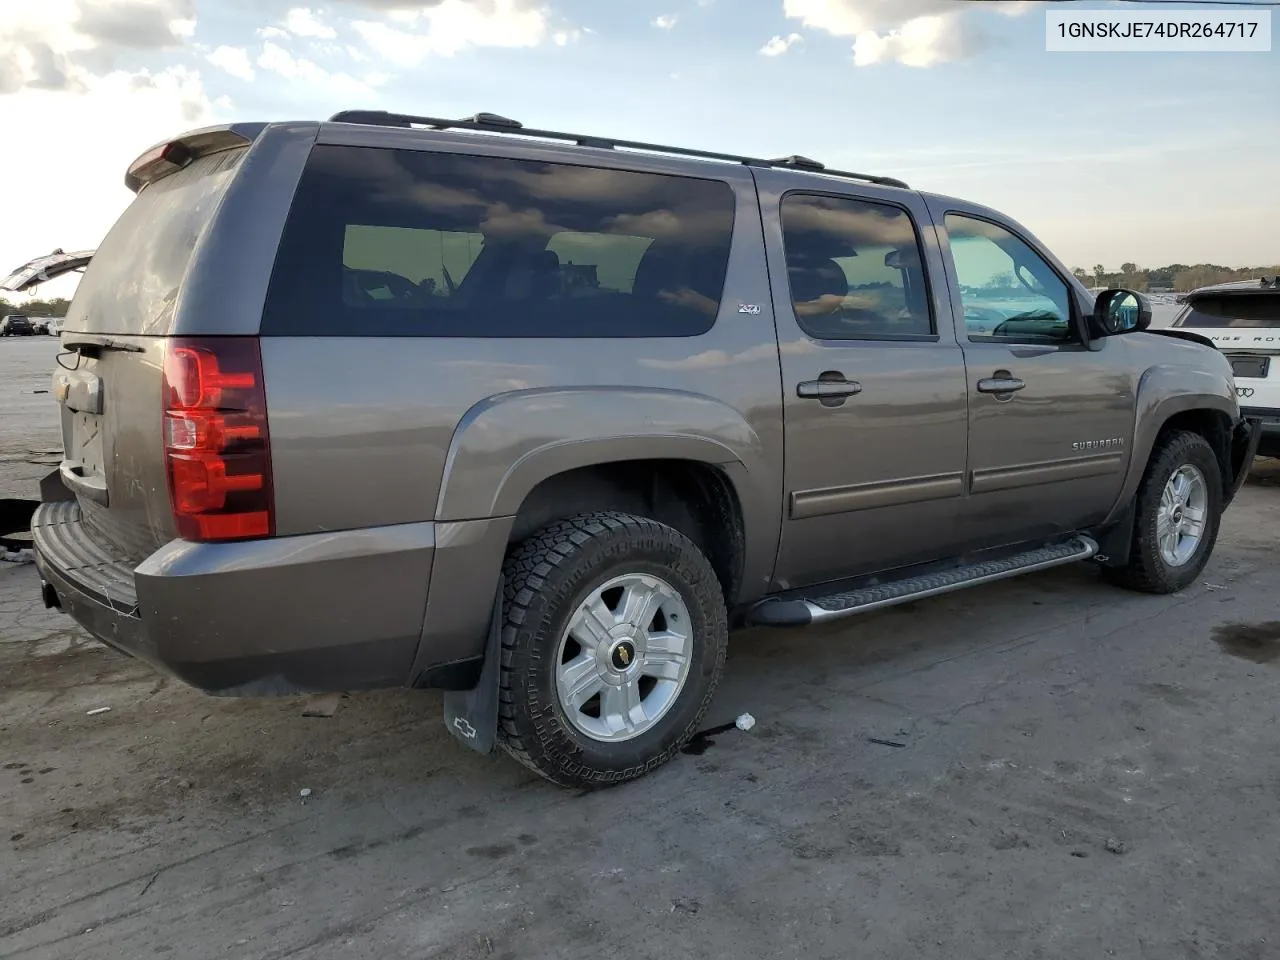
[617,646,631,665]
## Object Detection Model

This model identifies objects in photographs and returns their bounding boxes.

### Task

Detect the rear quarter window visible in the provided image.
[260,146,737,338]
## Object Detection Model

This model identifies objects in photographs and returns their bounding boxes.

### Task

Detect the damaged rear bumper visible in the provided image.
[32,500,436,696]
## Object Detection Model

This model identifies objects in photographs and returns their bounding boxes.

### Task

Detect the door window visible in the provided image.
[780,193,934,340]
[945,214,1076,344]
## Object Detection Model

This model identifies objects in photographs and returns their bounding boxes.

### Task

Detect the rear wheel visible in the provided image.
[497,512,727,788]
[1105,430,1222,594]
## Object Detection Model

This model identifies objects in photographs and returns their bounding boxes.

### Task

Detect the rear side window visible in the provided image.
[1173,294,1280,328]
[63,148,246,337]
[260,146,737,338]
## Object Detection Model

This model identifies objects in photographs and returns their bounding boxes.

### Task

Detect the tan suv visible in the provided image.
[20,111,1259,788]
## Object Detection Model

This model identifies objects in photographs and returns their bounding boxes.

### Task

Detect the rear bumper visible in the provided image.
[32,502,503,696]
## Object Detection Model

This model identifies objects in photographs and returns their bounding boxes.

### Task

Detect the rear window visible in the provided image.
[260,146,736,338]
[1174,293,1280,328]
[63,148,246,337]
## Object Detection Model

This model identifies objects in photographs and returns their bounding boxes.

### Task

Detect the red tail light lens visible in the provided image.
[162,337,274,542]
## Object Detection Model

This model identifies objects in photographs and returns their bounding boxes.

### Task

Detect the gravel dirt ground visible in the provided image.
[2,335,1279,960]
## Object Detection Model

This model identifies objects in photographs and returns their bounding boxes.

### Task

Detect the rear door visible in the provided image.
[755,171,970,591]
[931,203,1136,549]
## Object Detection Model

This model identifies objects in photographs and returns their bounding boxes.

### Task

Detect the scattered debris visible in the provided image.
[868,737,906,748]
[1203,583,1226,591]
[670,897,701,915]
[301,692,345,718]
[735,712,756,732]
[1105,837,1127,855]
[85,707,111,717]
[299,788,313,799]
[681,720,737,756]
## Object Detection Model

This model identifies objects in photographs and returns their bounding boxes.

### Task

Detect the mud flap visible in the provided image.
[442,580,504,755]
[1227,418,1262,506]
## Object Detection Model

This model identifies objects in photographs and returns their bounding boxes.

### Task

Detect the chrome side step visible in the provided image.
[748,535,1099,628]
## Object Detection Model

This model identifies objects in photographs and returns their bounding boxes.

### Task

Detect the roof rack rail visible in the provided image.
[326,110,909,189]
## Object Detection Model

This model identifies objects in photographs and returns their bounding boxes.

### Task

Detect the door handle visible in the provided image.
[797,378,862,401]
[976,375,1026,396]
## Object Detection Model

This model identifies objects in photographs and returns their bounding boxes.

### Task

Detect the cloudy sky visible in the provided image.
[1,0,1276,302]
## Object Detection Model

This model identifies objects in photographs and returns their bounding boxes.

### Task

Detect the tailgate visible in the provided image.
[49,144,250,563]
[53,339,172,562]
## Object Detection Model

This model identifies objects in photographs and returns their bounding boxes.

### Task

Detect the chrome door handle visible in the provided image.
[797,379,863,400]
[976,376,1025,395]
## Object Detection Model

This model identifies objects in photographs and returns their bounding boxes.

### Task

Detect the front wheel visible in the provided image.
[497,512,728,788]
[1105,429,1223,594]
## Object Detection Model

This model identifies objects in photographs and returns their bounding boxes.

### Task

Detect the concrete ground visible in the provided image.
[2,335,1279,960]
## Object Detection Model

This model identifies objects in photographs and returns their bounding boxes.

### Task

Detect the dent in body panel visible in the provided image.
[411,516,515,680]
[135,522,435,680]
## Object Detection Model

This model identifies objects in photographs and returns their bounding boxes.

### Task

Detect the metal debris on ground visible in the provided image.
[735,712,756,732]
[299,788,313,798]
[301,692,345,718]
[85,707,111,717]
[868,737,907,748]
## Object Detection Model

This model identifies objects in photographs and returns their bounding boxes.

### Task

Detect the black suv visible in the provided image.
[1,314,35,336]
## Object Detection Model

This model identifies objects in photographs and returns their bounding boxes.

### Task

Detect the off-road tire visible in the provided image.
[497,512,728,789]
[1105,429,1222,594]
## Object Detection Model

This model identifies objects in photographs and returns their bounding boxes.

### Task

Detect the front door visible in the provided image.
[934,207,1137,549]
[757,174,971,591]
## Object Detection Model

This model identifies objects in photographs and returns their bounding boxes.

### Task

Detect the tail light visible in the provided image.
[162,337,274,541]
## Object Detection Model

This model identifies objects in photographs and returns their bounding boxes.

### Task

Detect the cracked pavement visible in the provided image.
[3,336,1280,959]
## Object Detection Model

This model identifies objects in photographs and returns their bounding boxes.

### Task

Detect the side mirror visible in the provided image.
[1091,288,1152,336]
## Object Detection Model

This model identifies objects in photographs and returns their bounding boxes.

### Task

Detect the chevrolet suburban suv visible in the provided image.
[29,112,1259,788]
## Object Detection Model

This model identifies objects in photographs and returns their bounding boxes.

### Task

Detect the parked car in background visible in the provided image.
[29,112,1258,789]
[1172,276,1280,457]
[1,314,34,336]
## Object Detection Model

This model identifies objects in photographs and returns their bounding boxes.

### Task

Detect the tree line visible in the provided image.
[1070,263,1280,293]
[0,297,71,318]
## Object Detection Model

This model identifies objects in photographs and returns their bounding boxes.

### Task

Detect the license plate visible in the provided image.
[1230,356,1269,380]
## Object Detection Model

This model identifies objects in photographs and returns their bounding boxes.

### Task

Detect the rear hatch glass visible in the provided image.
[56,146,248,562]
[1174,293,1280,329]
[63,147,246,337]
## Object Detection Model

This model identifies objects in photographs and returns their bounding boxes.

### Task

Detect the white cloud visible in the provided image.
[258,25,289,39]
[782,0,1037,66]
[207,44,254,80]
[351,0,550,66]
[283,7,337,40]
[0,62,225,301]
[257,39,382,96]
[552,28,583,46]
[760,33,803,56]
[653,14,679,30]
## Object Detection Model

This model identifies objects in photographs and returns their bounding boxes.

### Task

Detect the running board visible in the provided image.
[748,536,1099,628]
